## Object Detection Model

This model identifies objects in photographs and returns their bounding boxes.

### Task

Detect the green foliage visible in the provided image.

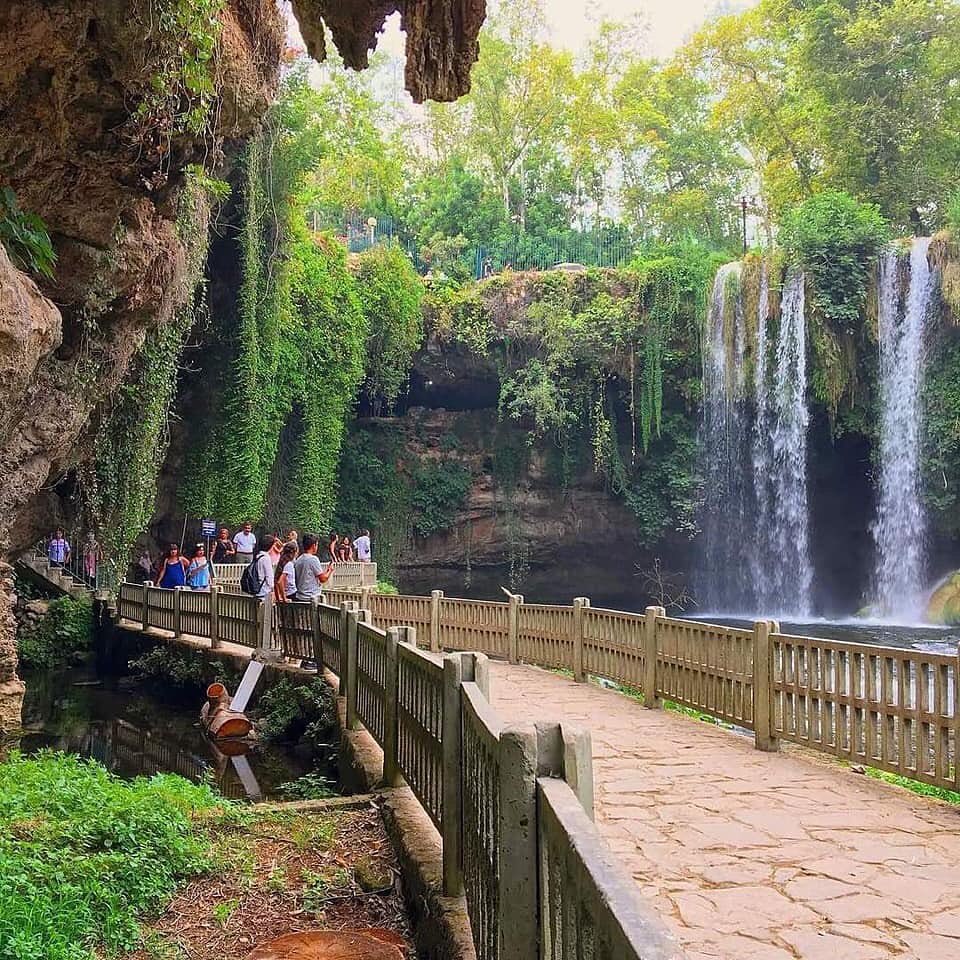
[184,164,230,202]
[333,425,410,579]
[865,767,960,806]
[82,180,209,577]
[0,751,226,960]
[375,580,399,595]
[134,0,225,138]
[277,772,337,801]
[17,596,93,670]
[128,645,242,694]
[356,243,425,411]
[948,189,960,235]
[410,462,472,537]
[922,335,960,536]
[0,187,56,279]
[779,191,888,334]
[255,678,336,752]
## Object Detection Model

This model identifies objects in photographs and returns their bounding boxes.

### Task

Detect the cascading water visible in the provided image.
[700,262,752,610]
[765,271,813,614]
[872,238,936,619]
[700,263,813,616]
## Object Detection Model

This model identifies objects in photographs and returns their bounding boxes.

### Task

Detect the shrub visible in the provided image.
[410,461,472,537]
[17,595,93,669]
[947,188,960,234]
[778,190,889,334]
[0,751,226,960]
[255,677,337,751]
[0,186,56,279]
[128,645,243,695]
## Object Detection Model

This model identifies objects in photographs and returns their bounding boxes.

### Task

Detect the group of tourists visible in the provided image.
[148,523,372,594]
[47,528,103,583]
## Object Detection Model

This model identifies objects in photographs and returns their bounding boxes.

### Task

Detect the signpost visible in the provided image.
[201,519,216,561]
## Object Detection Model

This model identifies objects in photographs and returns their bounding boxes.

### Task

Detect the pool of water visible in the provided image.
[10,665,332,800]
[694,614,960,654]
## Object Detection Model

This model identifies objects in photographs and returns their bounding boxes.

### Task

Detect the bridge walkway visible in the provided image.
[488,661,960,960]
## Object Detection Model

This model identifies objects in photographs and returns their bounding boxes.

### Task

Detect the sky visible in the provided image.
[286,0,750,66]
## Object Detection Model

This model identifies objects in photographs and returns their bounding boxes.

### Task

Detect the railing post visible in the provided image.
[346,608,370,731]
[172,587,183,639]
[310,596,322,669]
[753,619,779,752]
[209,585,221,649]
[442,651,474,896]
[359,585,373,612]
[257,593,279,661]
[430,589,443,652]
[141,582,152,629]
[339,601,357,684]
[562,726,595,819]
[498,723,539,960]
[508,592,523,663]
[572,597,589,682]
[383,626,402,787]
[643,605,664,707]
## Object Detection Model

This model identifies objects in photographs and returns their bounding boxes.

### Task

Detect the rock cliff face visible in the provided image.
[0,0,284,732]
[290,0,486,102]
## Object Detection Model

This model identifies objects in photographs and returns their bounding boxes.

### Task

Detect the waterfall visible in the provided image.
[766,271,813,614]
[700,262,752,610]
[700,263,812,615]
[872,238,936,619]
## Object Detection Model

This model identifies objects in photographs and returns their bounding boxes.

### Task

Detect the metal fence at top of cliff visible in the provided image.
[308,211,639,279]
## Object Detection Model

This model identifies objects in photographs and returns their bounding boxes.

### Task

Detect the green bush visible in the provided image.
[947,188,960,234]
[255,678,337,752]
[128,645,242,695]
[0,751,226,960]
[0,186,56,279]
[779,191,889,333]
[17,595,93,670]
[410,461,472,537]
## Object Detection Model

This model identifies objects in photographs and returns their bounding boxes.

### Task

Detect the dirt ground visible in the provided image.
[128,800,412,960]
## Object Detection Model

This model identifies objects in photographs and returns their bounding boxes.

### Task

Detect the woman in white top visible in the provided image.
[274,541,299,602]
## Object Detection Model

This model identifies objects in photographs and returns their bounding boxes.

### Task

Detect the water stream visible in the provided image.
[872,238,936,619]
[11,665,327,800]
[700,263,812,615]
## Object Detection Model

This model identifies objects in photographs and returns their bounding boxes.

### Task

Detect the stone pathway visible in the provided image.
[488,662,960,960]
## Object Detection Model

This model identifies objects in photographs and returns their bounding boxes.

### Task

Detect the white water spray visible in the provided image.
[873,238,936,619]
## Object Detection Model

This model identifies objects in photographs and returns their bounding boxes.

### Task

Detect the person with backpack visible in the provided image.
[240,534,275,599]
[293,533,336,601]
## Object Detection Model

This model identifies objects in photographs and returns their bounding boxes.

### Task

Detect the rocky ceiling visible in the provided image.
[290,0,486,102]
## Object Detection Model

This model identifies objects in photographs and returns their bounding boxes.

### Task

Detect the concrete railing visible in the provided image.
[114,581,684,960]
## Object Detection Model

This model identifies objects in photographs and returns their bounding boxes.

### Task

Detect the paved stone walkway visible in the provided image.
[489,662,960,960]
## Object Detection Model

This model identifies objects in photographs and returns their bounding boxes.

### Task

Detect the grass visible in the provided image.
[864,767,960,806]
[0,750,234,960]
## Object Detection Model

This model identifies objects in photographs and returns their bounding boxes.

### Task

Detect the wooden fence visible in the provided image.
[212,561,377,593]
[115,582,960,793]
[114,583,683,959]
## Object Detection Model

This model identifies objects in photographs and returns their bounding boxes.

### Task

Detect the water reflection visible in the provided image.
[12,667,318,800]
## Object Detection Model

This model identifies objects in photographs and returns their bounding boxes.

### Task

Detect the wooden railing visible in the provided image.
[114,583,682,960]
[116,580,960,793]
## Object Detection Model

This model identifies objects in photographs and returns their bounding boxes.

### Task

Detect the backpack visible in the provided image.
[240,552,265,595]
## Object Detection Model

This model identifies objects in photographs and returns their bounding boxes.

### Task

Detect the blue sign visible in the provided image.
[201,519,216,537]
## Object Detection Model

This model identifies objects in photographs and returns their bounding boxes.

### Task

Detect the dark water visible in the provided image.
[12,665,323,800]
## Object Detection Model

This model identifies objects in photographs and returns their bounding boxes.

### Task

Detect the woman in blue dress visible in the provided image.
[185,543,211,590]
[157,543,188,588]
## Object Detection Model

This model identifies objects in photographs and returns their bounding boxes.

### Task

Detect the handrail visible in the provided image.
[113,581,683,959]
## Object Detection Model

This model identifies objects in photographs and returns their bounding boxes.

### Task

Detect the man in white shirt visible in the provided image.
[233,522,257,564]
[254,535,275,599]
[354,528,372,563]
[294,534,335,600]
